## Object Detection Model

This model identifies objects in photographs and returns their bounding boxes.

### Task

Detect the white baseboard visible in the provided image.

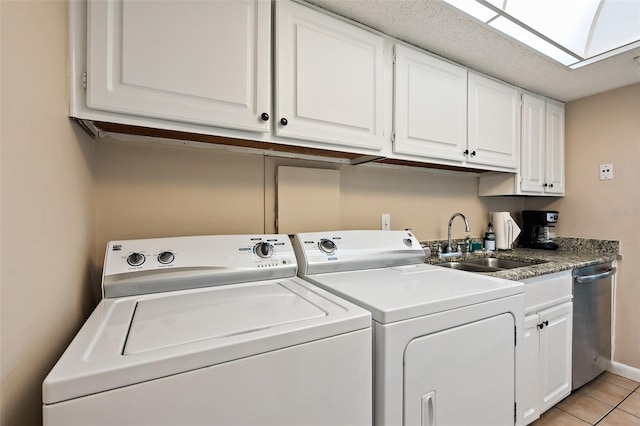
[609,361,640,382]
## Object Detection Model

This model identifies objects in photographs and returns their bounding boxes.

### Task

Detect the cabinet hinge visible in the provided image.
[392,49,396,65]
[514,326,517,346]
[514,402,517,423]
[391,131,395,143]
[82,71,87,93]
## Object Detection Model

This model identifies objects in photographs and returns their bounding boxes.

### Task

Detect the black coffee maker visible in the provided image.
[520,210,559,250]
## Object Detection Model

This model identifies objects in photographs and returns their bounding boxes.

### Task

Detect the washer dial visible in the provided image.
[157,251,175,264]
[255,242,274,258]
[318,239,337,254]
[127,252,145,267]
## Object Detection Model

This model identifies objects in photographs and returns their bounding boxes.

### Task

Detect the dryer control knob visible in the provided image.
[127,252,145,267]
[255,242,274,258]
[318,239,336,254]
[403,238,414,247]
[157,251,175,264]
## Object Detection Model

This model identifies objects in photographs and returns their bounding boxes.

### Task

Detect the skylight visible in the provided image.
[443,0,640,69]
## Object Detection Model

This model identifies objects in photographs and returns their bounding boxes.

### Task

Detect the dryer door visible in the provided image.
[404,313,515,425]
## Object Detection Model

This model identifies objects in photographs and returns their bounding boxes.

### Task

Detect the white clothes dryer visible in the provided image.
[294,230,525,426]
[43,234,372,426]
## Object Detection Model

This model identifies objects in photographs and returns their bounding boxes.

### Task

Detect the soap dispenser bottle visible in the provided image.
[484,222,496,251]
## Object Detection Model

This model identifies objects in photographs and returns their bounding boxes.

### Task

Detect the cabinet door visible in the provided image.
[393,44,467,161]
[468,73,520,169]
[538,301,573,413]
[522,314,541,425]
[87,0,271,132]
[545,103,566,195]
[520,95,546,193]
[276,0,385,151]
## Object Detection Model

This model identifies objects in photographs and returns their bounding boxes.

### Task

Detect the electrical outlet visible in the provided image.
[600,163,613,180]
[381,214,391,230]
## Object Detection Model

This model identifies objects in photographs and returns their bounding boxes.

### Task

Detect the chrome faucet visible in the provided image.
[440,212,471,258]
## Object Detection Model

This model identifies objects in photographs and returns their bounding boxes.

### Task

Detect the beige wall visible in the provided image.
[526,83,640,368]
[94,139,524,277]
[1,1,96,425]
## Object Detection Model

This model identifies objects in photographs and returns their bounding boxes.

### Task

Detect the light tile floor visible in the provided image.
[533,372,640,425]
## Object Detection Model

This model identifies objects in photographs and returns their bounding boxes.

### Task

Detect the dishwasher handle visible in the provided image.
[575,267,616,283]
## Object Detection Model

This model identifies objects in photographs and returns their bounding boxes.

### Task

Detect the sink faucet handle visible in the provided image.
[457,242,464,253]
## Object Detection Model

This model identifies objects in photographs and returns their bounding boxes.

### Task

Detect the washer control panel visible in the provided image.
[102,234,298,298]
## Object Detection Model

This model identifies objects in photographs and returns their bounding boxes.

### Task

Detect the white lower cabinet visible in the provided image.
[520,271,573,425]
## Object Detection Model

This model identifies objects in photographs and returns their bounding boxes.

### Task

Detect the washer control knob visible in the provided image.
[127,252,145,267]
[318,239,336,254]
[157,251,175,264]
[255,242,274,259]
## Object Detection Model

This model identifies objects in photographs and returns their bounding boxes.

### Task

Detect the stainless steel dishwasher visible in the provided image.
[572,262,616,390]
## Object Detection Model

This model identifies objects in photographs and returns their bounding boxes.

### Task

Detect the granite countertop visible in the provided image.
[422,237,620,281]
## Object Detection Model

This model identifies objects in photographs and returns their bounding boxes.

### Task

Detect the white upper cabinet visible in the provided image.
[521,95,547,192]
[393,44,467,161]
[545,103,566,194]
[479,93,565,197]
[520,94,565,195]
[87,0,271,132]
[468,73,520,169]
[275,0,386,151]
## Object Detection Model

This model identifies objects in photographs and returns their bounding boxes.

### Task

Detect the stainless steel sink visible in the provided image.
[436,262,499,272]
[461,258,540,269]
[436,258,543,272]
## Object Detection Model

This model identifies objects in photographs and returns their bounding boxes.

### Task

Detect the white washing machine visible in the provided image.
[293,230,525,426]
[43,234,372,426]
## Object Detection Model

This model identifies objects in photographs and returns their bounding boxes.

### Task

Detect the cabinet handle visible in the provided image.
[463,149,469,155]
[260,112,270,121]
[280,118,288,126]
[471,151,476,156]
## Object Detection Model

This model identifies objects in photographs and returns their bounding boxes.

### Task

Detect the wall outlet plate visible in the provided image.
[381,213,391,230]
[600,163,613,180]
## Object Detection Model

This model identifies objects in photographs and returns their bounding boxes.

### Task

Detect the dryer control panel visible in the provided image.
[102,235,297,298]
[293,230,425,275]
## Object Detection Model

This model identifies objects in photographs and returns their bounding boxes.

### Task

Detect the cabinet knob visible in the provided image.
[543,183,548,187]
[260,112,270,121]
[463,149,469,155]
[549,183,554,188]
[280,118,288,126]
[544,321,549,327]
[471,151,476,157]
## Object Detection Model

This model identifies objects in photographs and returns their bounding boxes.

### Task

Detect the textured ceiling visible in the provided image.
[304,0,640,102]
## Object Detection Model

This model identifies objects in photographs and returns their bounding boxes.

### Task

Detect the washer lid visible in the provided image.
[42,278,370,405]
[124,283,326,355]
